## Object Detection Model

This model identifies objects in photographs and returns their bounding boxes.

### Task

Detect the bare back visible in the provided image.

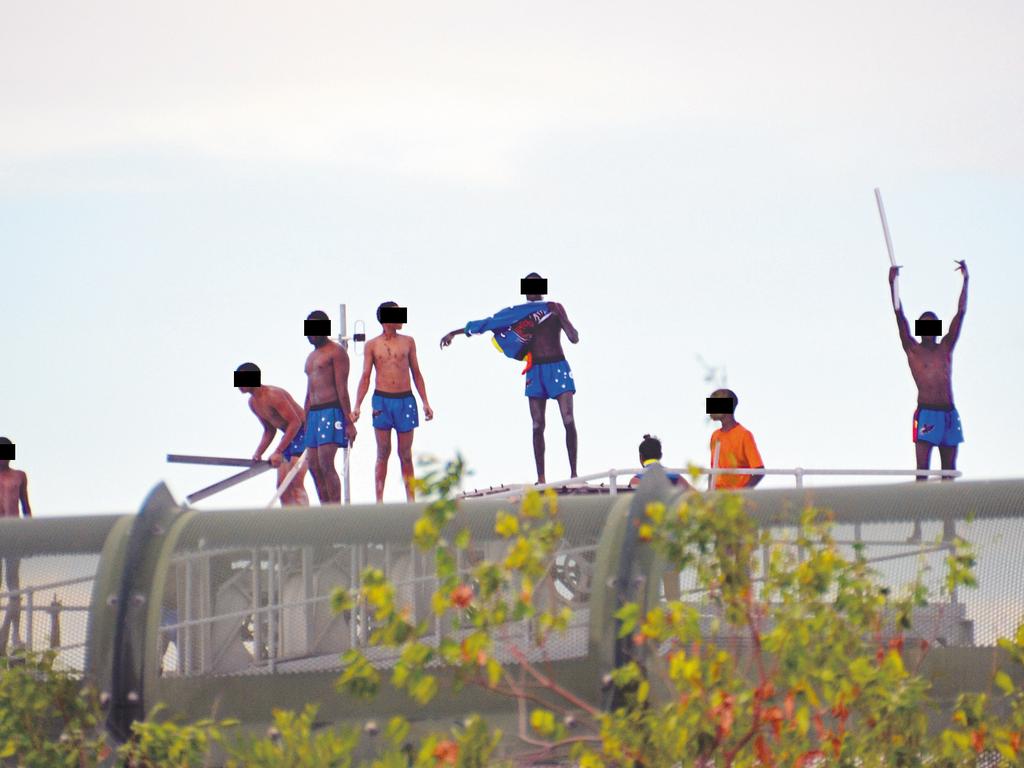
[305,340,349,406]
[367,334,415,392]
[249,385,305,431]
[0,469,27,518]
[531,301,581,359]
[905,342,955,407]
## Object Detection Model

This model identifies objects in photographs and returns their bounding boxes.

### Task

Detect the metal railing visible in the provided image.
[159,539,600,678]
[461,466,962,499]
[0,573,94,660]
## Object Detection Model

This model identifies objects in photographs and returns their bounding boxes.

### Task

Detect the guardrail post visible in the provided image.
[609,470,617,495]
[794,468,804,489]
[25,590,33,650]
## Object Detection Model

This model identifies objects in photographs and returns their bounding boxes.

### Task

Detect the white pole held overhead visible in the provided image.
[874,188,901,311]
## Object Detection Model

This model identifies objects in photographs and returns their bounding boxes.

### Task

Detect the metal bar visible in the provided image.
[25,591,33,650]
[168,454,271,468]
[183,560,193,674]
[268,549,277,672]
[251,550,262,664]
[343,446,351,505]
[266,454,307,508]
[200,555,212,674]
[186,464,273,504]
[471,466,962,499]
[302,547,314,652]
[0,574,95,599]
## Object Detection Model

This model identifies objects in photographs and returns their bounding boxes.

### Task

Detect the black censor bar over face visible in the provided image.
[378,306,408,324]
[916,319,942,337]
[305,318,331,336]
[521,277,547,295]
[234,370,261,388]
[706,397,735,415]
[0,443,14,460]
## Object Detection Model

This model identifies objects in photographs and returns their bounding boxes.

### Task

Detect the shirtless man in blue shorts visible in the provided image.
[890,261,968,486]
[303,310,357,504]
[0,437,31,651]
[352,302,434,502]
[234,362,310,506]
[440,274,580,484]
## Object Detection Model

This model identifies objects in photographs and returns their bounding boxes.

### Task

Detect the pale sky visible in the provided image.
[2,1,1022,515]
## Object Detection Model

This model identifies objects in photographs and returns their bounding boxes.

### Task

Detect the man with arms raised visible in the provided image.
[352,302,434,502]
[890,262,968,485]
[0,437,31,651]
[440,273,580,484]
[303,310,357,504]
[234,363,310,506]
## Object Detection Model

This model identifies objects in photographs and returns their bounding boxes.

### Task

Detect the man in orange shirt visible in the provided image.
[707,389,764,490]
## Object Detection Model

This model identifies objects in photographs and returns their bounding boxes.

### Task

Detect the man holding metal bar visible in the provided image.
[234,363,310,507]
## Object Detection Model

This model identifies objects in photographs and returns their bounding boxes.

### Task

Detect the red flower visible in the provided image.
[451,584,473,608]
[433,739,459,765]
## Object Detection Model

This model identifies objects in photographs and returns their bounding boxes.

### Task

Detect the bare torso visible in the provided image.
[249,385,305,431]
[530,305,566,359]
[905,342,955,407]
[367,334,414,392]
[305,341,348,406]
[0,469,26,518]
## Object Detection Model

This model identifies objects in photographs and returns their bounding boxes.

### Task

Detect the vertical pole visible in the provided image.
[251,550,262,665]
[268,549,277,672]
[339,303,352,505]
[184,561,193,675]
[609,470,616,495]
[795,468,804,489]
[302,547,314,654]
[25,590,33,651]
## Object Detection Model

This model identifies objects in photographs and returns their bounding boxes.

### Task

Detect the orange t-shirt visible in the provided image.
[709,424,764,490]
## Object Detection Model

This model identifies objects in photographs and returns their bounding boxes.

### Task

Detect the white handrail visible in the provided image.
[461,466,962,499]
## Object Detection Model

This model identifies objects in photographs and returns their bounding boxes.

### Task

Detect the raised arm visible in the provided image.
[19,472,31,518]
[352,340,375,422]
[408,338,433,420]
[890,266,914,351]
[944,260,969,350]
[551,302,579,344]
[333,347,357,443]
[440,328,467,349]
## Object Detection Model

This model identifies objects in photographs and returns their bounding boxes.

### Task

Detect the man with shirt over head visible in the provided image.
[0,437,31,652]
[303,310,357,504]
[234,363,310,506]
[352,301,434,503]
[707,389,764,490]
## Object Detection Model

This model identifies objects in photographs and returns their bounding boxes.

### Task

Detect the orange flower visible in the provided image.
[433,739,459,765]
[451,584,474,608]
[971,728,986,754]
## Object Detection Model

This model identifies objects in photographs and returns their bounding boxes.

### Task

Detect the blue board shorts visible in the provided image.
[282,426,307,460]
[371,390,419,433]
[913,405,964,446]
[305,401,349,448]
[525,357,576,399]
